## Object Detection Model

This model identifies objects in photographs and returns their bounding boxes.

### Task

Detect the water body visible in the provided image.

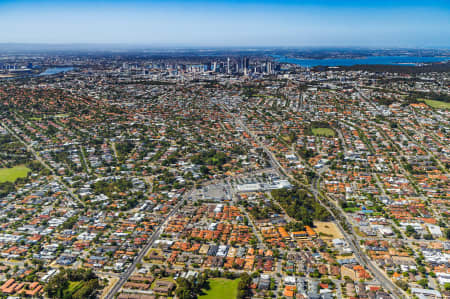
[274,55,448,67]
[39,67,74,76]
[0,67,74,81]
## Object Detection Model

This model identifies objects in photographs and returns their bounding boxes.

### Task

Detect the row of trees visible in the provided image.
[176,273,209,299]
[405,91,450,103]
[0,181,15,197]
[236,273,252,299]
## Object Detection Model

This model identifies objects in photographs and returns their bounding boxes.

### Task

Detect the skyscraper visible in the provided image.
[241,57,249,74]
[266,61,272,74]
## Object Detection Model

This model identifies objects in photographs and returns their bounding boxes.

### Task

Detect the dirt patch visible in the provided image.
[314,221,343,240]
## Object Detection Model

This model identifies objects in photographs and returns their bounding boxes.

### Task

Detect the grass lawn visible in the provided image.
[64,281,84,297]
[199,278,240,299]
[0,166,30,183]
[420,99,450,109]
[67,281,83,292]
[344,207,360,213]
[312,127,335,137]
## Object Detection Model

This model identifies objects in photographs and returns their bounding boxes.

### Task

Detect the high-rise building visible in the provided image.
[266,61,272,74]
[241,57,249,73]
[227,58,230,74]
[204,62,211,72]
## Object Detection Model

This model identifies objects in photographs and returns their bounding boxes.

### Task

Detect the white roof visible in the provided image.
[284,276,296,284]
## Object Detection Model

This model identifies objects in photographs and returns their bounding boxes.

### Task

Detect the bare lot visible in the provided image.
[314,221,343,240]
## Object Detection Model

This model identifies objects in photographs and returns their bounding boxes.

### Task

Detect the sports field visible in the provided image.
[199,278,240,299]
[0,166,30,183]
[312,127,335,137]
[420,99,450,109]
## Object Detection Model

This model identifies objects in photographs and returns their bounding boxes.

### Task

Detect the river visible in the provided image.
[274,55,448,67]
[39,67,74,76]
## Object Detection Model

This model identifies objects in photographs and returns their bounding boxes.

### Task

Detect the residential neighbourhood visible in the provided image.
[0,51,448,299]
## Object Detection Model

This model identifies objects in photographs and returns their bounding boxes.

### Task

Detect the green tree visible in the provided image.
[417,278,428,288]
[237,273,252,299]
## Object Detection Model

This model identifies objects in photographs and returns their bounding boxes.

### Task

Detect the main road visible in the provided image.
[310,178,407,299]
[104,189,193,299]
[222,105,406,299]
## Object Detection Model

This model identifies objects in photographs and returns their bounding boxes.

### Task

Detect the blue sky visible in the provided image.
[0,0,449,47]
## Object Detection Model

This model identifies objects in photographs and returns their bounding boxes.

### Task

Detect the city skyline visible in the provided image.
[0,0,449,47]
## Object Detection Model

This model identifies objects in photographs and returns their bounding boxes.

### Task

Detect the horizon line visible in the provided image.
[0,43,449,50]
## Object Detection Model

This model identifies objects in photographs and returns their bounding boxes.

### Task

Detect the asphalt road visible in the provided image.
[1,121,85,208]
[310,178,407,299]
[104,189,193,299]
[222,107,406,299]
